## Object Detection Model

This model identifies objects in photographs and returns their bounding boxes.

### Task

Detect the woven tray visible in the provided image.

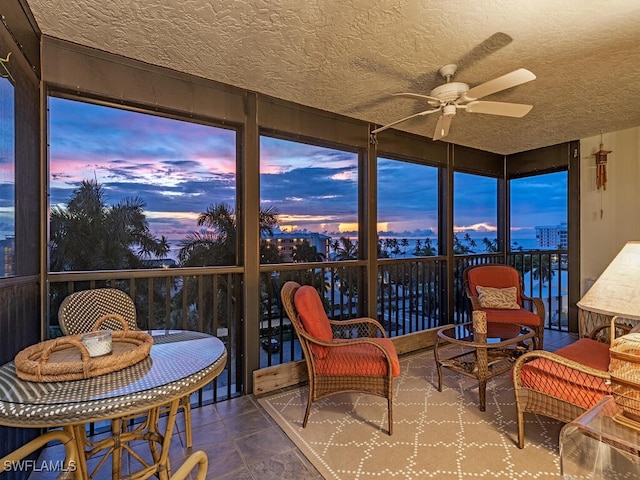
[14,314,153,382]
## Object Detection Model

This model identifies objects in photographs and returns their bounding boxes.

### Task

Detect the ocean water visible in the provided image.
[378,236,539,257]
[162,235,541,263]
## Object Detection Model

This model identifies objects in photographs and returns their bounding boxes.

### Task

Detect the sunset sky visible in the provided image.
[40,97,567,254]
[0,77,14,240]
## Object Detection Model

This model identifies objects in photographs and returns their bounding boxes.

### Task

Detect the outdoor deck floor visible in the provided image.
[37,329,578,479]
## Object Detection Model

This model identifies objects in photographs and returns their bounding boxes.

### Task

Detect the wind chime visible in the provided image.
[593,133,612,191]
[593,133,612,218]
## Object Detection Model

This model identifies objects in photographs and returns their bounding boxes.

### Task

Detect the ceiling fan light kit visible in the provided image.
[442,104,457,116]
[371,64,536,141]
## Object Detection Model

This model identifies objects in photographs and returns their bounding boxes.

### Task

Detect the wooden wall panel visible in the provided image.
[0,4,43,471]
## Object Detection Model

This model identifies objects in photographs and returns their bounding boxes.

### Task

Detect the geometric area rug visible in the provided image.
[258,348,564,479]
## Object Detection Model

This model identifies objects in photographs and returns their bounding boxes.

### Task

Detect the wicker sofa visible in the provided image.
[512,318,633,448]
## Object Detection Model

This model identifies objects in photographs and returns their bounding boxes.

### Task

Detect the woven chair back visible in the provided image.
[280,281,315,360]
[58,288,139,335]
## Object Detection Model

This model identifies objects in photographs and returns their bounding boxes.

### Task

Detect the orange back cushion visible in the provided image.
[467,265,522,306]
[294,286,333,358]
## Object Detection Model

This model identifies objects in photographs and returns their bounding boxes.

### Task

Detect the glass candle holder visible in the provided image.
[473,311,487,334]
[81,330,112,357]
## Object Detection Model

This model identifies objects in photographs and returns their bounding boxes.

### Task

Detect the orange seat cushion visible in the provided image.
[315,337,400,377]
[294,286,333,358]
[482,307,541,327]
[518,338,611,410]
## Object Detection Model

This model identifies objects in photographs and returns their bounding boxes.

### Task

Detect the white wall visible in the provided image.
[580,126,640,295]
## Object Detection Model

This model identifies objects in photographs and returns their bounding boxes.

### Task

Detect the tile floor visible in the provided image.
[37,329,577,479]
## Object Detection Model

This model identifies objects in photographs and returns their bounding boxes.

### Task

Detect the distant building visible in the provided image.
[263,231,331,262]
[0,236,15,277]
[535,223,567,249]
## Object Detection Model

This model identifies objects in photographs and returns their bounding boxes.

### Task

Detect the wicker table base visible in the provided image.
[434,322,534,411]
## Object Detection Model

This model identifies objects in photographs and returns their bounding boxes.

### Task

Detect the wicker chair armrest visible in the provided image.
[302,326,389,350]
[301,331,386,349]
[512,349,610,390]
[329,317,386,338]
[587,316,633,344]
[521,295,545,319]
[325,336,397,371]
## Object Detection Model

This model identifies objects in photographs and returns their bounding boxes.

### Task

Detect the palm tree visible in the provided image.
[377,237,389,258]
[292,240,324,263]
[260,240,283,264]
[532,253,554,283]
[178,202,280,267]
[178,203,236,267]
[50,179,169,271]
[482,237,498,252]
[415,237,436,256]
[453,234,473,254]
[334,236,358,261]
[177,203,280,331]
[330,239,341,260]
[463,233,477,251]
[511,240,524,252]
[400,238,409,256]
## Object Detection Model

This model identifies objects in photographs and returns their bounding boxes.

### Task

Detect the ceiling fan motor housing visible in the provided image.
[429,82,470,104]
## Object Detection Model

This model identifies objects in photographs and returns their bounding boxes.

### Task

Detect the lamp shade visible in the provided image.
[577,241,640,321]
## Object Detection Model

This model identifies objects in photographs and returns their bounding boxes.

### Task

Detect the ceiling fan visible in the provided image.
[371,64,536,140]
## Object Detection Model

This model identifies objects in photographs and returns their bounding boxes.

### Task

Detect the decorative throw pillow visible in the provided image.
[476,285,521,309]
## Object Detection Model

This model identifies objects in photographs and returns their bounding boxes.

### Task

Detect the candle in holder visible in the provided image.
[81,330,112,357]
[473,311,487,334]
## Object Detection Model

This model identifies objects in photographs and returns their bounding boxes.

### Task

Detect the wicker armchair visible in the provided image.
[280,281,400,435]
[512,318,632,448]
[463,264,545,349]
[58,288,193,448]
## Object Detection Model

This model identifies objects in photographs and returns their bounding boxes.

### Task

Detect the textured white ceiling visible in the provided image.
[25,0,640,154]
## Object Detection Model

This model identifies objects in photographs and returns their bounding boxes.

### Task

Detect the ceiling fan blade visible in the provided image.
[393,92,443,104]
[454,32,513,73]
[465,101,533,118]
[371,108,440,134]
[461,68,536,102]
[433,115,452,140]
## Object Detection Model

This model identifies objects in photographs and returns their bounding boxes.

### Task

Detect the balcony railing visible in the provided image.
[48,266,244,406]
[48,248,568,394]
[258,249,568,368]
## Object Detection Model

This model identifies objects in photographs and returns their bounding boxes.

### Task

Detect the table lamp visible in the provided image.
[577,241,640,426]
[577,241,640,336]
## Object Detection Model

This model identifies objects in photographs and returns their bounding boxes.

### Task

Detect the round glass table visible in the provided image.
[434,321,534,411]
[0,330,226,479]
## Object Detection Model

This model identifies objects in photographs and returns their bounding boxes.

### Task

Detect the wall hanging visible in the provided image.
[593,133,612,191]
